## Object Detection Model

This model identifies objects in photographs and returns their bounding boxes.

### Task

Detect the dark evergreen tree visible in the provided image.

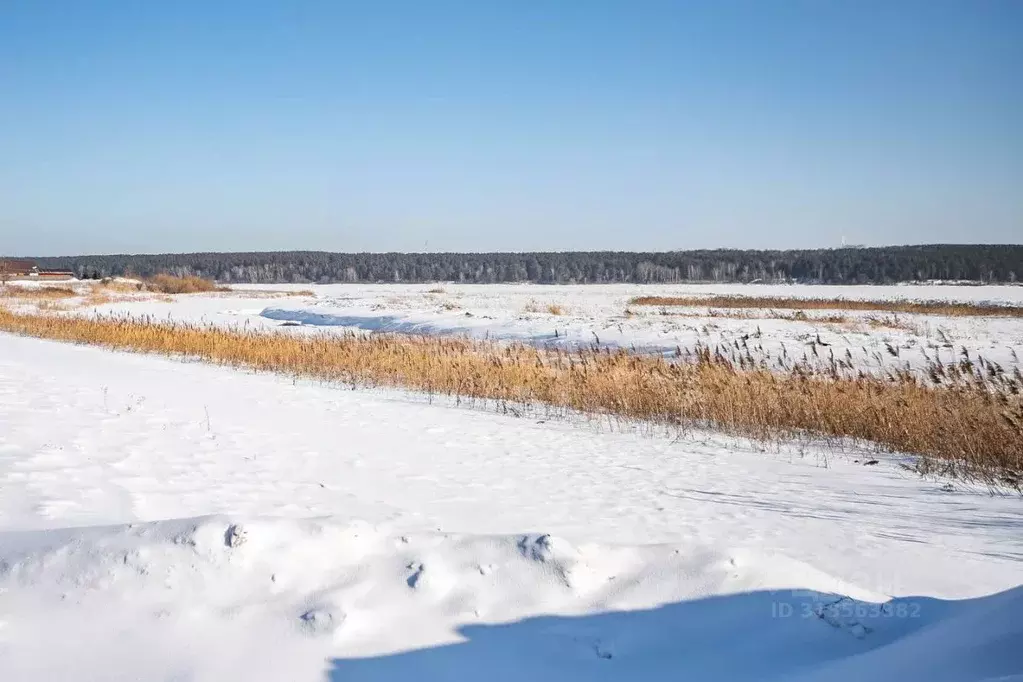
[28,245,1023,285]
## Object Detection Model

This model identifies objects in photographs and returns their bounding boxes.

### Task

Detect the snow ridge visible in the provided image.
[1,516,1020,681]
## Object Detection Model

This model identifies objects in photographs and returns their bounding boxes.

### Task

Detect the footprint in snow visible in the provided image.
[300,607,344,635]
[406,562,426,588]
[224,524,247,548]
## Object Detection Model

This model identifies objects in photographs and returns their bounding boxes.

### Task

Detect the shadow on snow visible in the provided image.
[327,585,1023,682]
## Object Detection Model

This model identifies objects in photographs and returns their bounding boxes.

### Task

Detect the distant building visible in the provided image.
[0,259,75,281]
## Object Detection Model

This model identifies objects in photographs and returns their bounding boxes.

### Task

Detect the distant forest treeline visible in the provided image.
[30,245,1023,285]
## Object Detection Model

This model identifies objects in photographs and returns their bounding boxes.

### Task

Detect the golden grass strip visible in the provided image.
[0,285,78,300]
[629,295,1023,318]
[0,307,1020,489]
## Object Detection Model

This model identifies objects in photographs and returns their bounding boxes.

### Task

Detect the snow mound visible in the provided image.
[1,516,1019,681]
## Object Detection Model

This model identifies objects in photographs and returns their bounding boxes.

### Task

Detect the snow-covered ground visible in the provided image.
[10,279,1016,378]
[2,281,1022,679]
[1,324,1021,680]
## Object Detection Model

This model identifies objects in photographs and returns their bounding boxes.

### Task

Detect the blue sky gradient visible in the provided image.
[1,1,1020,255]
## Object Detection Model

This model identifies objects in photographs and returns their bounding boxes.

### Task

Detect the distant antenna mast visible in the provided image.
[841,236,846,248]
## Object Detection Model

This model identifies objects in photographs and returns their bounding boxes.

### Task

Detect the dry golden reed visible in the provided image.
[629,295,1023,318]
[546,303,566,315]
[0,285,78,301]
[144,274,229,294]
[0,307,1019,489]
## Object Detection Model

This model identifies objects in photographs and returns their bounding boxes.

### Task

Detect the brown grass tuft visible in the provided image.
[0,307,1019,490]
[523,300,566,315]
[629,295,1023,318]
[144,274,229,294]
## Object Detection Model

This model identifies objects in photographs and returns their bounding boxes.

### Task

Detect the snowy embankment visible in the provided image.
[1,294,1022,679]
[3,516,1021,681]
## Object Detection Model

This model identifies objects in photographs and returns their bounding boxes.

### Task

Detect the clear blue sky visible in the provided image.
[1,1,1020,255]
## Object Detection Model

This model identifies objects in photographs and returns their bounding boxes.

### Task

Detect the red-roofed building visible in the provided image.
[0,259,75,281]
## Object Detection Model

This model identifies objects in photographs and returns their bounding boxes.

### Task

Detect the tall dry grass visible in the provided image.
[0,306,1019,489]
[144,274,229,294]
[0,285,78,301]
[630,295,1023,318]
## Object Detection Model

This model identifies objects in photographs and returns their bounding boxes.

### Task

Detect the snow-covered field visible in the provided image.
[1,281,1022,680]
[11,279,1015,378]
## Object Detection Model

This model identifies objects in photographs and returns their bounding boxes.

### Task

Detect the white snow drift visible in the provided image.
[3,515,1021,682]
